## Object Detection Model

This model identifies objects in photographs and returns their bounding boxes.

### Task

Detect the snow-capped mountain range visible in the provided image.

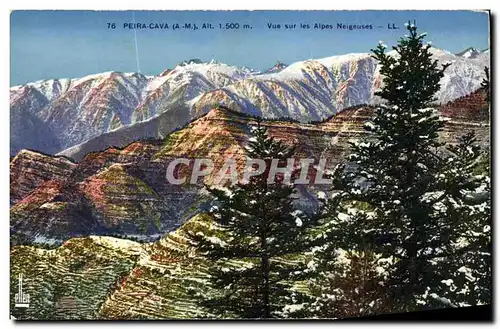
[10,47,489,158]
[263,61,288,74]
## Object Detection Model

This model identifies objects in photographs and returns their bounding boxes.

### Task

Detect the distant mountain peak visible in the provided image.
[12,48,489,160]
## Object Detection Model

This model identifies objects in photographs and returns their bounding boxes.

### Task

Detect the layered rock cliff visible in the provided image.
[10,89,489,246]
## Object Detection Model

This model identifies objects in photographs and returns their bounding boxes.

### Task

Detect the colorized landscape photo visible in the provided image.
[10,10,491,320]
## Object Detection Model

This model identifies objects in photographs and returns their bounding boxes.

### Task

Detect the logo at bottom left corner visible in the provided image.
[14,273,30,308]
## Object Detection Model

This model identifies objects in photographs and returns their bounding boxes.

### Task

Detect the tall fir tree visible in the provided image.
[305,169,392,319]
[315,21,490,312]
[186,119,320,318]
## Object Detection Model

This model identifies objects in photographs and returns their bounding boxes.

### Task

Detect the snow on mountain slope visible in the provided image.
[10,72,151,156]
[57,48,489,161]
[37,72,150,151]
[456,47,480,58]
[263,61,288,74]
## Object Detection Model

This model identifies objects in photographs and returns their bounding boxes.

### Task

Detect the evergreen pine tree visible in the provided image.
[322,22,490,312]
[430,132,491,307]
[186,119,320,318]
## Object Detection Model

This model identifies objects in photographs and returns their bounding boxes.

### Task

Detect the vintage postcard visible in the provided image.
[10,10,491,320]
